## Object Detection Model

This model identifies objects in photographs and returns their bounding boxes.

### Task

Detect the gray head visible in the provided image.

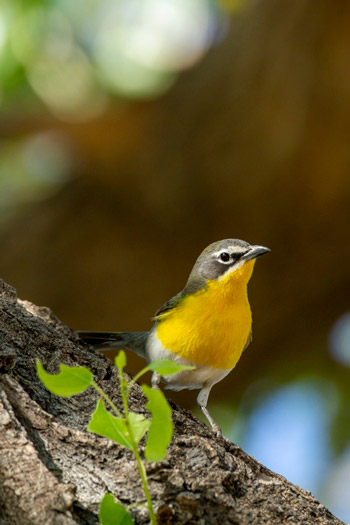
[189,239,270,282]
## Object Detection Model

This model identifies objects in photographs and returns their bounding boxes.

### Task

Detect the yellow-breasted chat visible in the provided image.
[78,239,270,435]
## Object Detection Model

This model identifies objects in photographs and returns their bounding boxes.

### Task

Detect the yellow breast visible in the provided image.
[156,260,255,370]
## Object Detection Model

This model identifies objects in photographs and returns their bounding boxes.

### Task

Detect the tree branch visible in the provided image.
[0,280,344,524]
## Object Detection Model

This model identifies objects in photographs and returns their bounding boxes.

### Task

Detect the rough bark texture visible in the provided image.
[0,280,344,525]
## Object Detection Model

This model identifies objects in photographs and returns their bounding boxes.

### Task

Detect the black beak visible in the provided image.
[242,245,270,262]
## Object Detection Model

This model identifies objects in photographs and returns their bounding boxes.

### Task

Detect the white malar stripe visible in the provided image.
[218,258,246,279]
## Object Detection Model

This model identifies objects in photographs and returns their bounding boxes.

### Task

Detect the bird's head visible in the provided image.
[189,239,270,286]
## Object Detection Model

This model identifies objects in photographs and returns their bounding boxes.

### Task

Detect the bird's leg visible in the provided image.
[197,385,222,437]
[151,371,161,390]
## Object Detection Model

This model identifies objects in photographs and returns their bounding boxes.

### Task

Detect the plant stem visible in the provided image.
[133,445,157,525]
[118,368,129,418]
[119,369,157,524]
[91,381,122,418]
[126,365,150,397]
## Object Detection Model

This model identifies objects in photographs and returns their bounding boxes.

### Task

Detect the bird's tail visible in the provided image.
[77,331,148,359]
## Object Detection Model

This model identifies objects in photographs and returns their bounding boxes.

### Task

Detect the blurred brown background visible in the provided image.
[0,0,349,520]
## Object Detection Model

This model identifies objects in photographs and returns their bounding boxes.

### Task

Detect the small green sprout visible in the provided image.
[36,354,194,524]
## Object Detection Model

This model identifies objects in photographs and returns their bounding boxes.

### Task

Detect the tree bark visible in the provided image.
[0,280,344,525]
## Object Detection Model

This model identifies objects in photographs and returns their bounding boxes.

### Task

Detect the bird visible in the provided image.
[78,239,270,435]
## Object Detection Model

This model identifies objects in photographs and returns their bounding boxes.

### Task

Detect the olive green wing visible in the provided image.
[154,273,207,320]
[154,290,185,320]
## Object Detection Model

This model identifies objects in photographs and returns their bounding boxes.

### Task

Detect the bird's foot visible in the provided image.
[212,423,223,438]
[151,371,161,390]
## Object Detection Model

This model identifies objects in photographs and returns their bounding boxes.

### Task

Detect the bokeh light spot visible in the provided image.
[329,312,350,367]
[231,381,334,494]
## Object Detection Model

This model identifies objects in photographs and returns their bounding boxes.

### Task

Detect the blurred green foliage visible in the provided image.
[0,0,224,115]
[0,133,70,225]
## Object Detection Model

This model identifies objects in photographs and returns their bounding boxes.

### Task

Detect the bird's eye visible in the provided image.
[220,252,230,262]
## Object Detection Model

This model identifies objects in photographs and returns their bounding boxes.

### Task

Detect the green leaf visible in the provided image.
[99,493,133,525]
[142,385,173,462]
[88,399,133,450]
[36,360,93,397]
[146,359,195,377]
[128,412,150,445]
[114,350,127,371]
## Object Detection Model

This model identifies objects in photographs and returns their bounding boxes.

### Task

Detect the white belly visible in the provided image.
[146,328,233,390]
